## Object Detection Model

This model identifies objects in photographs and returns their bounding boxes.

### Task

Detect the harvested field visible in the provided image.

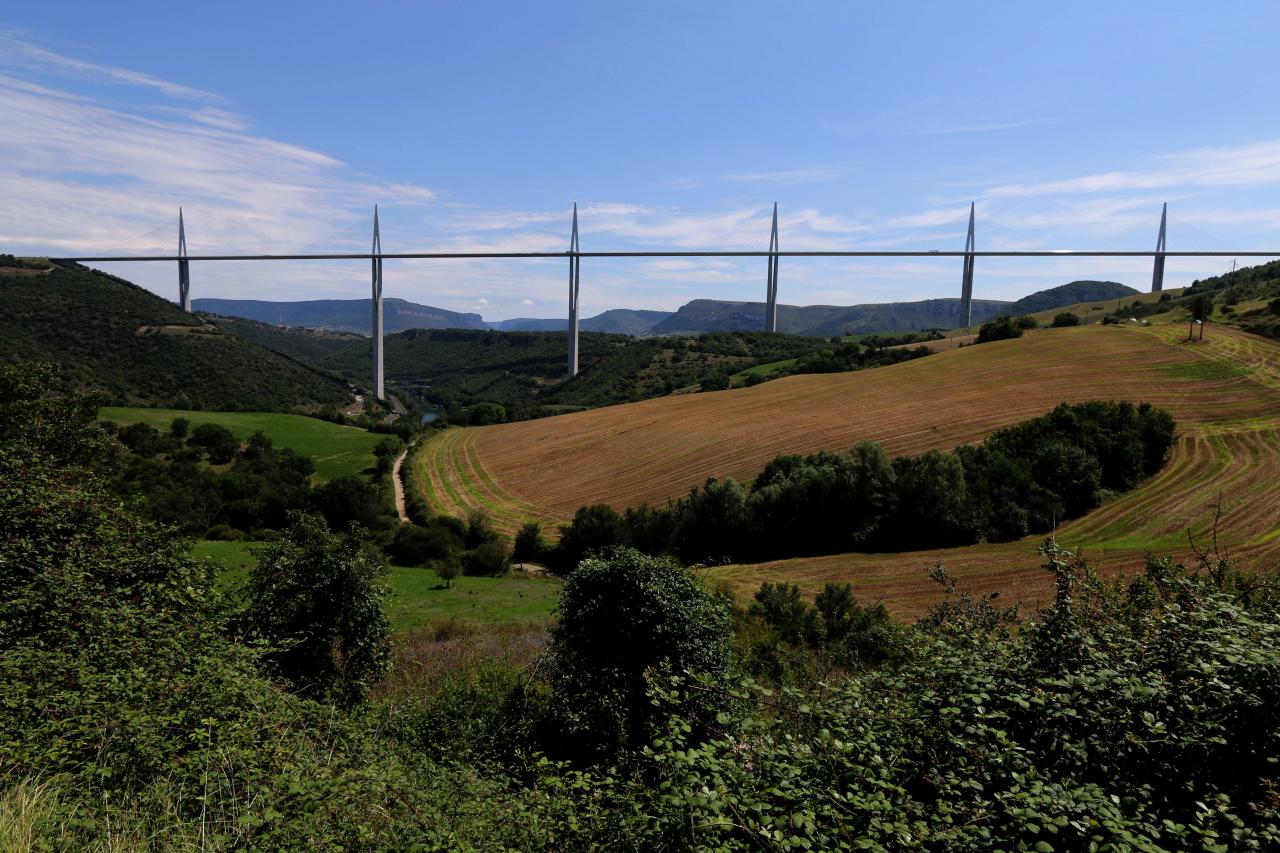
[420,323,1280,612]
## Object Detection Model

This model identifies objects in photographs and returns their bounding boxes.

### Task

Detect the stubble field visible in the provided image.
[416,322,1280,614]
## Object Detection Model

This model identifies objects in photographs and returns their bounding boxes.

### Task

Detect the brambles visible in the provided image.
[245,513,391,704]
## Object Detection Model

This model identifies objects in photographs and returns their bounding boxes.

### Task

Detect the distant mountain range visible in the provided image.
[195,280,1139,339]
[193,297,488,333]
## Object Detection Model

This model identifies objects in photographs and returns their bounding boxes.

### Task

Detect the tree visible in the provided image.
[373,436,403,475]
[1052,311,1080,327]
[245,513,390,704]
[169,417,191,440]
[313,474,385,532]
[548,548,732,759]
[513,522,547,563]
[464,540,510,576]
[118,421,162,457]
[189,422,238,464]
[436,554,462,588]
[976,315,1024,343]
[556,503,629,571]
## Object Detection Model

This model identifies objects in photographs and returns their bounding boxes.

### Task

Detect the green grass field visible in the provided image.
[193,539,560,632]
[100,406,383,481]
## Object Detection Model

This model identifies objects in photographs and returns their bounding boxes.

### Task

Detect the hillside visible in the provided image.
[417,323,1280,613]
[320,328,632,416]
[650,297,1012,336]
[193,296,488,333]
[201,313,363,364]
[321,327,827,415]
[1004,280,1137,315]
[0,263,353,411]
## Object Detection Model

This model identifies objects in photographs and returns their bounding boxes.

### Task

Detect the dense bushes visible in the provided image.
[977,314,1025,342]
[549,400,1176,567]
[244,513,391,704]
[548,548,733,760]
[7,361,1280,849]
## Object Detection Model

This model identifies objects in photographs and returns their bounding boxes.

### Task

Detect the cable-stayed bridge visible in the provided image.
[53,202,1275,401]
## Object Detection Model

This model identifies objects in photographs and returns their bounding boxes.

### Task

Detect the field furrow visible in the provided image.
[424,323,1280,615]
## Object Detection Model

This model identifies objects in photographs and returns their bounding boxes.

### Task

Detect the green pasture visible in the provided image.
[99,406,382,481]
[193,539,560,632]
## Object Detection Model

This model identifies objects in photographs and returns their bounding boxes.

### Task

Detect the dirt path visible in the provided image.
[392,445,411,523]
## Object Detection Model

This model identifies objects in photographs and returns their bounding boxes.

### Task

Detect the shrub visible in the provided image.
[313,474,386,532]
[976,315,1023,343]
[513,522,547,563]
[548,548,732,759]
[1015,315,1038,329]
[388,521,459,566]
[245,513,390,704]
[169,416,190,439]
[464,510,498,548]
[189,422,238,464]
[373,436,403,475]
[556,503,629,571]
[464,540,510,576]
[1052,311,1080,327]
[699,372,730,392]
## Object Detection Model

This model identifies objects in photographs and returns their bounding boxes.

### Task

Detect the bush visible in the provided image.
[118,421,163,457]
[556,503,629,571]
[189,422,238,464]
[245,513,390,704]
[699,372,730,392]
[548,548,732,759]
[373,436,403,475]
[464,540,510,576]
[1052,311,1080,327]
[388,521,460,566]
[169,416,190,439]
[464,510,498,548]
[976,315,1023,343]
[513,522,547,563]
[1015,315,1038,329]
[313,474,387,532]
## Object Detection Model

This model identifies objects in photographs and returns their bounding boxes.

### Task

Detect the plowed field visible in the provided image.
[417,323,1280,613]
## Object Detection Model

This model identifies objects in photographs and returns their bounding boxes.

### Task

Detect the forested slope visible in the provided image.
[0,263,352,411]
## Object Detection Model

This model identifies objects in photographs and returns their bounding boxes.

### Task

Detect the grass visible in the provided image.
[420,322,1280,617]
[735,357,799,378]
[99,406,383,481]
[192,539,559,632]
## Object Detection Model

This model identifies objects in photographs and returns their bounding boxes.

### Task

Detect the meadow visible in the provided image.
[100,406,383,481]
[193,539,560,632]
[418,320,1280,612]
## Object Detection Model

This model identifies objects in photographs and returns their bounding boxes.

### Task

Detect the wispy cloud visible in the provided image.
[0,31,220,101]
[986,139,1280,199]
[722,165,844,184]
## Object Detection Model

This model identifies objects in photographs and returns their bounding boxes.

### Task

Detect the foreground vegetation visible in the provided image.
[5,357,1279,848]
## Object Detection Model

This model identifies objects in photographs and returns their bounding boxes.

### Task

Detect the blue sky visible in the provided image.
[3,1,1280,319]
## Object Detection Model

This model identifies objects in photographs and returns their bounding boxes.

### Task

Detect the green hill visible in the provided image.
[650,297,1012,336]
[1005,280,1138,315]
[321,328,829,417]
[201,313,363,364]
[0,262,353,411]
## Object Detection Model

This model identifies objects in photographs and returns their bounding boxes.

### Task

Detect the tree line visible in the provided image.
[522,400,1176,570]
